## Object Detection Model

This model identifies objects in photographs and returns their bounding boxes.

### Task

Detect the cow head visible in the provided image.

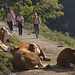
[10,45,20,56]
[29,43,40,55]
[0,27,12,43]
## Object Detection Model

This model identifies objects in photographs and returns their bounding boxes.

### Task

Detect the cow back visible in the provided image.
[12,48,41,70]
[57,48,75,67]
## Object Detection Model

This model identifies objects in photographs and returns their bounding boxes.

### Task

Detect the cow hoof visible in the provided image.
[43,57,51,61]
[44,64,52,69]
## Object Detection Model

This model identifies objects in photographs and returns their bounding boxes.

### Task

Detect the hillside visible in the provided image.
[0,22,75,75]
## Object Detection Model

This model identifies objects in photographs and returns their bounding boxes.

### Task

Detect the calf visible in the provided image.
[57,48,75,68]
[0,27,12,43]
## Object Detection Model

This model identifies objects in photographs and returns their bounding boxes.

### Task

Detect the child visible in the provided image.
[17,13,24,35]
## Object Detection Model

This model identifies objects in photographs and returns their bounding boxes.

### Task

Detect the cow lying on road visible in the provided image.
[0,40,51,70]
[57,48,75,68]
[0,40,50,61]
[11,42,51,61]
[12,47,44,70]
[0,27,12,43]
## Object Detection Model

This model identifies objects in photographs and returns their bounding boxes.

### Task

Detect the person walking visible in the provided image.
[6,8,16,27]
[17,13,24,36]
[32,13,41,39]
[7,10,15,32]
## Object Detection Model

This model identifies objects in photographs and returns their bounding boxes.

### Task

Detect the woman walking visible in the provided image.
[7,10,15,32]
[17,13,24,35]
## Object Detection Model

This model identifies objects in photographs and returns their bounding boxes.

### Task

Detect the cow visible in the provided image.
[0,40,50,61]
[12,47,44,70]
[0,40,51,70]
[0,40,9,51]
[10,42,51,61]
[0,27,12,43]
[0,39,14,52]
[57,48,75,68]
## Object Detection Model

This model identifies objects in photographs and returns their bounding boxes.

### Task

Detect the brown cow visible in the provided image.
[0,27,12,43]
[0,40,51,70]
[12,47,44,70]
[0,40,50,61]
[57,48,75,68]
[11,42,51,61]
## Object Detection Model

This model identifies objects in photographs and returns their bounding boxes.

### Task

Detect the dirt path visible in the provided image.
[0,22,75,75]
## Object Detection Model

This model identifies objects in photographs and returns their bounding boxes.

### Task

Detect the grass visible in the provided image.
[23,22,75,48]
[5,35,21,46]
[0,34,21,75]
[0,22,75,74]
[0,52,13,74]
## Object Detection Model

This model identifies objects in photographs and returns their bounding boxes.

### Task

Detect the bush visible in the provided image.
[23,22,75,48]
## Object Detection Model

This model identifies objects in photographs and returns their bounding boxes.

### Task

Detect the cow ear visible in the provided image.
[14,45,20,49]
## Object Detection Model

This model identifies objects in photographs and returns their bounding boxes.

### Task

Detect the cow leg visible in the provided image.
[29,43,51,61]
[65,61,74,68]
[37,45,51,61]
[0,40,9,52]
[38,60,44,68]
[70,63,75,68]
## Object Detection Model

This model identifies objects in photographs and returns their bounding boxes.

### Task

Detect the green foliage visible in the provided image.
[23,22,75,48]
[33,0,64,23]
[23,22,33,30]
[6,35,21,46]
[0,0,64,23]
[0,52,13,74]
[0,34,21,74]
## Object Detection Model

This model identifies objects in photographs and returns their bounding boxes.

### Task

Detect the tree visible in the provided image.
[33,0,64,23]
[0,0,64,23]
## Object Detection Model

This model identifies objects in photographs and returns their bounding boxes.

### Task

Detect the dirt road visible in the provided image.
[0,22,75,75]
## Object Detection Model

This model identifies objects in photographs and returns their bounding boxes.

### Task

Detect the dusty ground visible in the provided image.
[0,22,75,75]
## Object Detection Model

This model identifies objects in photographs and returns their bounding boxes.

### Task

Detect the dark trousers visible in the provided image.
[8,21,13,31]
[34,24,39,37]
[18,24,23,35]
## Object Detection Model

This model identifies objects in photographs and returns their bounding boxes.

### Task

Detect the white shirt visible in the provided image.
[17,16,24,22]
